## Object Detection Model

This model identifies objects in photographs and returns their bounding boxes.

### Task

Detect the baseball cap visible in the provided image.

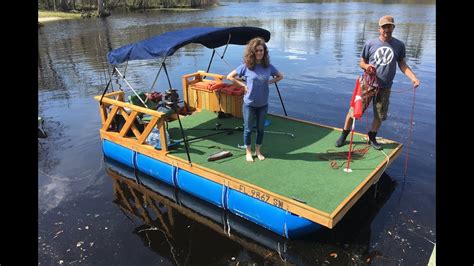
[379,15,395,27]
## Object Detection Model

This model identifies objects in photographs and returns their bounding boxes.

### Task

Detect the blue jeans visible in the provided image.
[243,103,268,147]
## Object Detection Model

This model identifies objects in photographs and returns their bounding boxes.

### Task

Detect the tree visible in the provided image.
[60,0,69,10]
[97,0,110,17]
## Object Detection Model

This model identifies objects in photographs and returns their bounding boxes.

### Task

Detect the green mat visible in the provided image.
[166,110,399,214]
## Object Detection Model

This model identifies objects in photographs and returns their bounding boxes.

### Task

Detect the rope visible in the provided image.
[226,214,231,236]
[277,241,287,262]
[148,57,166,92]
[362,66,379,93]
[360,68,379,135]
[213,48,235,72]
[403,86,417,177]
[390,87,413,93]
[319,144,370,169]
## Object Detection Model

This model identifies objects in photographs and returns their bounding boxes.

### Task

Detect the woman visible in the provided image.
[227,37,284,162]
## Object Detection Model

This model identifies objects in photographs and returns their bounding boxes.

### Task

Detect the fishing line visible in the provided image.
[96,19,119,105]
[389,85,418,248]
[403,86,417,177]
[95,20,109,88]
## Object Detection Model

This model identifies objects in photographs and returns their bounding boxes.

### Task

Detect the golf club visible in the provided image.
[264,130,295,138]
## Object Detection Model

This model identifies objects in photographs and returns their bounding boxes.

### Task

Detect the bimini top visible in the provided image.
[107,27,271,65]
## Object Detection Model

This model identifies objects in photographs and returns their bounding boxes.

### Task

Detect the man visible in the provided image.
[335,15,420,150]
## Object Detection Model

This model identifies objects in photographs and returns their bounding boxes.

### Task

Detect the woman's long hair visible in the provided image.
[244,37,270,69]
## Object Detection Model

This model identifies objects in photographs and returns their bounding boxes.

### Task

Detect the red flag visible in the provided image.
[350,77,363,120]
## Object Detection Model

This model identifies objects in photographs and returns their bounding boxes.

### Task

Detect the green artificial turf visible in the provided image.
[166,110,400,214]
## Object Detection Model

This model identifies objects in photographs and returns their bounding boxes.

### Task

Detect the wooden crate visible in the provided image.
[211,91,243,118]
[182,71,243,118]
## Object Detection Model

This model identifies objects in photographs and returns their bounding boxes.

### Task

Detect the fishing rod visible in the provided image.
[186,121,294,137]
[185,123,240,131]
[187,126,241,141]
[114,67,149,108]
[172,126,243,145]
[265,130,294,138]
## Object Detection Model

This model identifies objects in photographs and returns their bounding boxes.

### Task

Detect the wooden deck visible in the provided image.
[161,109,401,228]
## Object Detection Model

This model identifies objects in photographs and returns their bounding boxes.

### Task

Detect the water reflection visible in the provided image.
[107,157,292,264]
[105,156,396,264]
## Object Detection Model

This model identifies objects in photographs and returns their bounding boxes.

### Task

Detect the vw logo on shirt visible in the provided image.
[374,46,394,66]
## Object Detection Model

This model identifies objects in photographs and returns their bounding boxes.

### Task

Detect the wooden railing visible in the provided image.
[94,91,170,153]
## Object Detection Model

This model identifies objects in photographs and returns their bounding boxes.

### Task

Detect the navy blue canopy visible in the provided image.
[107,27,271,65]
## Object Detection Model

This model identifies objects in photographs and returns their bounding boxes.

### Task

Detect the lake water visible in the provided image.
[38,1,435,264]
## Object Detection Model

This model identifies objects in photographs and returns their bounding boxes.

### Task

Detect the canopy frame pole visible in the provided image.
[123,61,128,78]
[99,67,117,105]
[149,56,167,92]
[220,33,231,59]
[205,49,216,74]
[162,61,192,165]
[115,67,148,108]
[205,33,231,75]
[175,110,192,165]
[274,82,288,116]
[162,62,173,90]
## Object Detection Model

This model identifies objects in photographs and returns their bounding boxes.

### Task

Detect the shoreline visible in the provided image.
[39,17,65,23]
[38,11,82,23]
[38,5,217,23]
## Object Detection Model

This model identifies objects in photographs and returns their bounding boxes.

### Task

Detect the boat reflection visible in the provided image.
[106,156,396,264]
[106,157,300,264]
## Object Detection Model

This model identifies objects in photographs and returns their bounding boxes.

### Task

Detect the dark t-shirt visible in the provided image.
[361,37,406,88]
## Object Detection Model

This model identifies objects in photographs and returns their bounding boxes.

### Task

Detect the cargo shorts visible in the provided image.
[349,81,391,121]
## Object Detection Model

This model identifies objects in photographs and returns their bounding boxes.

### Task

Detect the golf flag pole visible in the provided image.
[344,76,363,173]
[344,118,356,173]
